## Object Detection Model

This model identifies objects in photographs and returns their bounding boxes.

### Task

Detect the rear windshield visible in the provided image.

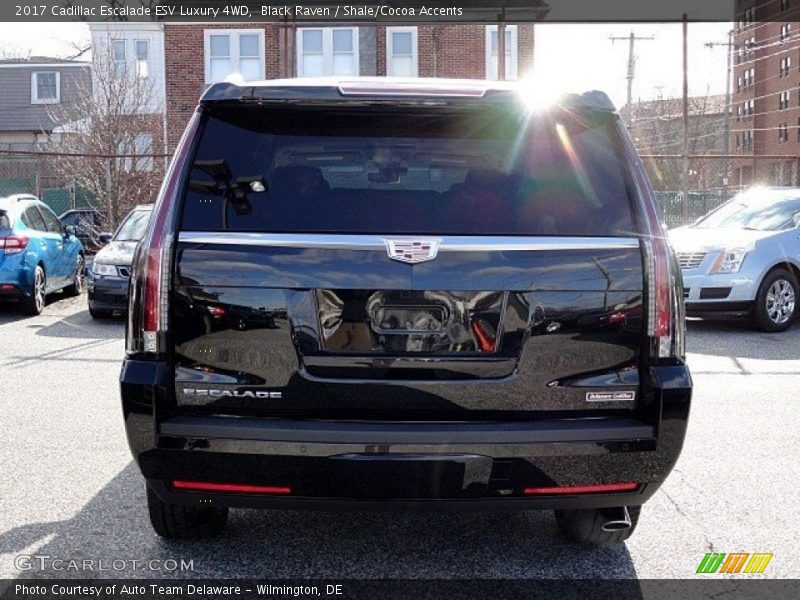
[0,210,9,230]
[179,104,636,236]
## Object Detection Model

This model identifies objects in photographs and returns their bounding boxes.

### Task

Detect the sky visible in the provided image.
[0,21,732,108]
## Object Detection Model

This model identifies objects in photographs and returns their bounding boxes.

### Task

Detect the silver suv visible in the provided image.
[670,187,800,332]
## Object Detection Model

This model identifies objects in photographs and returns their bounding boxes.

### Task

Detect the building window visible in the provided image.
[742,99,754,119]
[780,24,791,43]
[780,56,791,78]
[743,67,755,88]
[112,40,126,76]
[118,133,154,172]
[135,40,150,78]
[135,133,153,171]
[780,91,790,110]
[779,123,789,144]
[31,71,59,104]
[744,36,755,55]
[485,25,518,80]
[204,29,265,84]
[297,28,359,77]
[781,0,790,12]
[742,130,753,152]
[386,27,418,77]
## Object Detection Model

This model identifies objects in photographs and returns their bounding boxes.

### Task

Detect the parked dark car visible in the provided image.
[87,204,153,318]
[121,78,691,545]
[0,195,85,314]
[59,208,108,253]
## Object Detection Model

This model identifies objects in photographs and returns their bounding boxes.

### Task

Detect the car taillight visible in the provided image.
[645,236,674,358]
[620,124,684,360]
[127,111,202,356]
[0,234,29,254]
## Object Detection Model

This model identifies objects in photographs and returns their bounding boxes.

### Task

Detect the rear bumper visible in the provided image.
[0,253,32,297]
[88,275,129,311]
[121,360,691,509]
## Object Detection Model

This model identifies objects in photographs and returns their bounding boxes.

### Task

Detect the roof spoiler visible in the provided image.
[199,82,617,112]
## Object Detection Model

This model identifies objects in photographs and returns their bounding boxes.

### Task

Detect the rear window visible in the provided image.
[179,104,636,236]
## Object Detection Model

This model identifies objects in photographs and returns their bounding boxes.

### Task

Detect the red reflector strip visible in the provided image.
[172,480,291,495]
[523,482,638,495]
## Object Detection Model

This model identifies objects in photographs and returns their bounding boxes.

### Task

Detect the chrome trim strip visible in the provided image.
[178,232,640,251]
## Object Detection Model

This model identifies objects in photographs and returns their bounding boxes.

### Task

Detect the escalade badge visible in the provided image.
[384,239,440,264]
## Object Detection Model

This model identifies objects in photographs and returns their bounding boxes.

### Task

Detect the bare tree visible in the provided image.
[626,93,728,192]
[45,36,163,229]
[0,44,31,60]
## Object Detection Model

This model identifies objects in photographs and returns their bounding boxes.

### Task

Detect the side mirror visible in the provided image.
[65,225,77,237]
[792,213,800,228]
[98,232,113,245]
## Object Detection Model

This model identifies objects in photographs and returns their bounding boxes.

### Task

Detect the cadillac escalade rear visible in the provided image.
[120,79,691,544]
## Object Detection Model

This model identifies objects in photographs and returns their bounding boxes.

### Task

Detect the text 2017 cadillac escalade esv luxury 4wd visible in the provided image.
[121,78,691,545]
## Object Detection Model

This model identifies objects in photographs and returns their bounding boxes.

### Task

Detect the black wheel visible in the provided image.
[554,505,641,546]
[89,305,112,319]
[21,265,46,316]
[64,254,85,297]
[752,268,797,332]
[146,483,228,540]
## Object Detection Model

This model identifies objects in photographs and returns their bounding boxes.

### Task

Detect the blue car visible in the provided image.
[0,194,85,315]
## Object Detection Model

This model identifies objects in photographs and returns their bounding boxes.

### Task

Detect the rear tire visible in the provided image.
[146,484,228,540]
[554,505,641,546]
[752,268,797,332]
[64,254,85,297]
[21,265,46,316]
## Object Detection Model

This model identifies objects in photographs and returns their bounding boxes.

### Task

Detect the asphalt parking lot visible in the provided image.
[0,292,798,579]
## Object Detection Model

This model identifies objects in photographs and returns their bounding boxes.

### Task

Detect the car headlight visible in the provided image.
[92,263,117,277]
[710,247,751,274]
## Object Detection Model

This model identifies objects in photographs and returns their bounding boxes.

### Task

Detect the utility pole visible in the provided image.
[609,31,655,127]
[705,30,734,200]
[681,14,690,222]
[497,8,506,81]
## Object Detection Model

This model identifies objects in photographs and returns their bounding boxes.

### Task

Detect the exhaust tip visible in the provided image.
[601,506,632,531]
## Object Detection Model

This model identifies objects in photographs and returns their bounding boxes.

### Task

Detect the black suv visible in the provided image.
[122,79,691,545]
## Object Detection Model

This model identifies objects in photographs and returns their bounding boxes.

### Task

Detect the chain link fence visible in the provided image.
[0,149,164,221]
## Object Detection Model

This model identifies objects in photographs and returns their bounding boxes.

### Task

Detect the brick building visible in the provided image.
[90,23,534,152]
[732,0,800,186]
[622,95,729,191]
[160,23,536,150]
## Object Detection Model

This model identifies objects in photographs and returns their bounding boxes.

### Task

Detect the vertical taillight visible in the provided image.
[127,111,202,356]
[620,123,684,360]
[644,236,675,358]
